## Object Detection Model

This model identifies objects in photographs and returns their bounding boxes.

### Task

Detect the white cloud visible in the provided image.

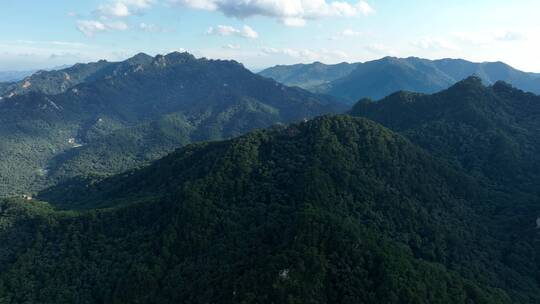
[342,29,362,37]
[77,20,107,37]
[139,22,162,32]
[329,28,366,40]
[14,40,87,48]
[174,0,217,10]
[241,25,259,38]
[207,25,259,39]
[496,31,526,42]
[282,18,306,27]
[0,40,133,70]
[261,47,348,62]
[170,0,375,26]
[365,43,395,55]
[94,0,155,18]
[77,20,129,37]
[77,0,156,36]
[123,0,155,8]
[261,47,301,57]
[413,37,459,51]
[107,21,130,31]
[451,30,527,47]
[223,44,240,49]
[96,2,131,18]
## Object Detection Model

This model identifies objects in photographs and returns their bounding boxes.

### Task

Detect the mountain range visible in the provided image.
[1,51,540,303]
[1,78,540,302]
[0,65,73,88]
[257,61,360,91]
[259,57,540,103]
[0,52,344,197]
[350,76,540,190]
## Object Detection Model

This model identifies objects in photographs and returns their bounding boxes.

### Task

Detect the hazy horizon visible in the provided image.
[2,52,540,76]
[2,0,540,72]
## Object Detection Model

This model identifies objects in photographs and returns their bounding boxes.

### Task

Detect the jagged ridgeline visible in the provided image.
[0,52,345,197]
[2,115,535,303]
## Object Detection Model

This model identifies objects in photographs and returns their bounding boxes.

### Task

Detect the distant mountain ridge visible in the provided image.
[0,52,344,197]
[0,56,152,97]
[258,61,360,90]
[260,57,540,103]
[0,70,35,82]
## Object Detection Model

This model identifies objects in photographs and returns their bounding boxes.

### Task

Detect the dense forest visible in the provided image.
[0,52,343,197]
[350,76,540,193]
[0,112,539,303]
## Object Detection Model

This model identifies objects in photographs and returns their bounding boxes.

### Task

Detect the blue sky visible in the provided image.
[1,0,540,72]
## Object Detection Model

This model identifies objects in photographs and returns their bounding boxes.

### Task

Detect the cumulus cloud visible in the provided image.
[77,0,156,36]
[96,2,131,18]
[170,0,375,26]
[77,20,129,37]
[95,0,155,18]
[207,25,259,39]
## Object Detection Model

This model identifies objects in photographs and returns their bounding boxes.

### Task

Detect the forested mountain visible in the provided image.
[348,80,540,303]
[260,57,540,103]
[3,115,539,303]
[350,76,540,192]
[259,62,359,90]
[0,52,343,197]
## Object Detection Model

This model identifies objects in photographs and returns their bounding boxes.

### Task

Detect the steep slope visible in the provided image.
[2,115,532,303]
[350,76,540,191]
[263,57,540,103]
[0,52,344,197]
[259,62,359,90]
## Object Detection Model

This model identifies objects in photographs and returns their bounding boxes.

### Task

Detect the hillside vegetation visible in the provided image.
[2,116,534,303]
[0,52,343,197]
